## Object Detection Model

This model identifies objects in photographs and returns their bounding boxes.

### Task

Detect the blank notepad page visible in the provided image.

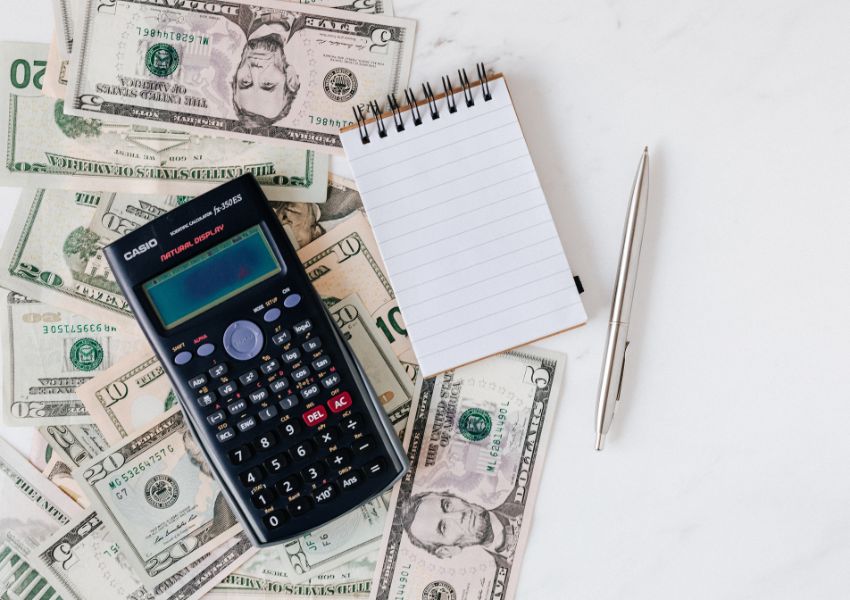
[340,75,586,375]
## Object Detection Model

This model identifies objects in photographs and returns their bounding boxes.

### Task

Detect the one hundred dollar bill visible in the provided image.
[298,212,415,372]
[0,188,139,328]
[34,511,256,600]
[65,0,414,153]
[39,423,109,468]
[329,294,412,430]
[370,348,567,600]
[1,42,328,202]
[42,455,90,508]
[72,409,242,585]
[0,290,138,426]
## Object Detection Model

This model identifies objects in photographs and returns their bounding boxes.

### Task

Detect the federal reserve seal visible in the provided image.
[323,68,358,102]
[422,581,456,600]
[144,475,180,509]
[69,338,103,372]
[458,407,492,441]
[145,43,179,77]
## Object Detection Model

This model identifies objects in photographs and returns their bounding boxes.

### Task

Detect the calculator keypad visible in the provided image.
[177,298,398,544]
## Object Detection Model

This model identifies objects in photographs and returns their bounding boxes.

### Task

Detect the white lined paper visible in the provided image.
[340,75,586,375]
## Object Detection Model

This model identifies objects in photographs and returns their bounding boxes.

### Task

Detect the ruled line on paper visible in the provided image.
[355,120,518,178]
[402,253,567,313]
[389,219,554,277]
[393,235,559,294]
[380,204,548,262]
[379,185,542,245]
[347,103,512,163]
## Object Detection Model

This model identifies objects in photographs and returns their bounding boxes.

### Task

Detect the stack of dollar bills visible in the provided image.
[0,2,568,599]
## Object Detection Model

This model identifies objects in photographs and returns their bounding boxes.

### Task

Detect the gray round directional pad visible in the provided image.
[223,320,264,361]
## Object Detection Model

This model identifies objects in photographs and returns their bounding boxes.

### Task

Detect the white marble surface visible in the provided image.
[3,1,850,598]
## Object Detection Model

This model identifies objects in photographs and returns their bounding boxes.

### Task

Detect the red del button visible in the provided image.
[328,392,352,413]
[302,405,328,427]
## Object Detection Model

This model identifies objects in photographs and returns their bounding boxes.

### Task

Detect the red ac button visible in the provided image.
[328,392,352,413]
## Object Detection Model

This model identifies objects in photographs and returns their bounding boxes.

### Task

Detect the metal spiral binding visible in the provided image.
[354,64,493,144]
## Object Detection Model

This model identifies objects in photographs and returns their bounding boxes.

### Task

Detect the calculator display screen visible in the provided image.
[143,225,280,329]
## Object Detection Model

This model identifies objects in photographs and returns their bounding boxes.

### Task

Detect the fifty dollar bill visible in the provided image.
[370,348,566,600]
[1,42,328,202]
[65,0,414,153]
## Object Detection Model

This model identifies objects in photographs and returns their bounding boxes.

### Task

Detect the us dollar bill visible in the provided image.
[72,408,242,585]
[65,0,414,153]
[0,188,139,328]
[89,193,184,243]
[0,290,138,426]
[42,455,90,508]
[34,511,256,600]
[329,294,411,430]
[298,212,415,374]
[39,423,109,468]
[1,42,328,202]
[370,348,567,600]
[43,33,69,99]
[53,0,75,57]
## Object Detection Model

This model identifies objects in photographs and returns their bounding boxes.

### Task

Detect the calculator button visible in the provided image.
[281,348,301,364]
[216,428,236,443]
[322,373,341,390]
[291,366,310,382]
[293,320,312,335]
[254,431,279,452]
[327,449,352,470]
[313,482,338,505]
[258,406,278,421]
[302,462,326,482]
[270,379,289,394]
[302,405,327,427]
[275,474,301,496]
[364,458,388,478]
[208,363,228,378]
[291,440,316,461]
[197,343,215,357]
[340,413,364,433]
[228,399,248,416]
[353,435,376,454]
[228,445,253,464]
[251,488,276,509]
[207,410,225,425]
[328,392,352,413]
[300,384,320,401]
[239,370,259,386]
[264,453,290,474]
[237,417,257,433]
[174,351,192,365]
[239,466,265,487]
[288,496,313,516]
[339,470,364,491]
[196,392,215,407]
[249,388,269,404]
[311,356,331,371]
[223,320,264,361]
[284,294,301,308]
[188,374,207,389]
[279,395,299,410]
[302,338,322,353]
[218,381,237,397]
[316,426,340,446]
[263,308,281,323]
[272,330,291,346]
[260,359,280,375]
[279,421,301,439]
[263,510,288,530]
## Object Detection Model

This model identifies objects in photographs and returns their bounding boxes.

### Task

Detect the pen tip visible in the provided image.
[595,433,605,451]
[643,145,648,154]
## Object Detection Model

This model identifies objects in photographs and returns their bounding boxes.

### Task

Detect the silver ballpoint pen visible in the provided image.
[595,147,649,451]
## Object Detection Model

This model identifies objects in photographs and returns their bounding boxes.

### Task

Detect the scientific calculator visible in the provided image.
[104,174,407,547]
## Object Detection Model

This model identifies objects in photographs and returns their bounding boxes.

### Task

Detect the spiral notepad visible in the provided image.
[339,65,586,375]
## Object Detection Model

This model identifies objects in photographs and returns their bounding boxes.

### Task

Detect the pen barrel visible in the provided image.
[596,321,629,434]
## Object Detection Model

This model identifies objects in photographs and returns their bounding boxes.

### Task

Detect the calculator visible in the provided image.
[104,174,408,547]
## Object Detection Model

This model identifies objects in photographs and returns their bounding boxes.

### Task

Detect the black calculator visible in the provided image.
[104,174,407,547]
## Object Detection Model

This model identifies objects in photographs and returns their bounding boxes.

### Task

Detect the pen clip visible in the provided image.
[615,340,630,403]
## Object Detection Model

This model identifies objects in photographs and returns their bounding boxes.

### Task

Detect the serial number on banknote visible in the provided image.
[136,27,211,45]
[309,116,354,128]
[108,445,175,490]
